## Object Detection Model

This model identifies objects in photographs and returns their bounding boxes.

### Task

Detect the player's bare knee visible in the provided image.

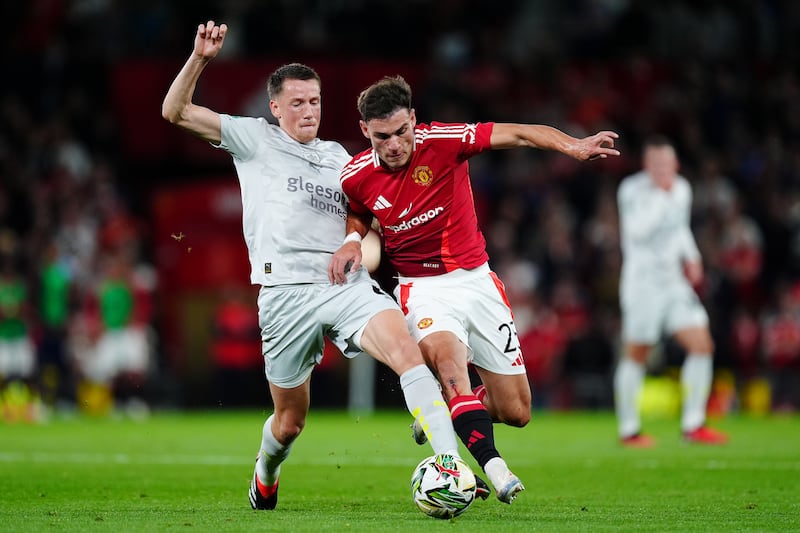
[274,416,305,443]
[702,337,715,354]
[686,336,714,355]
[505,413,530,428]
[500,402,531,427]
[692,344,714,357]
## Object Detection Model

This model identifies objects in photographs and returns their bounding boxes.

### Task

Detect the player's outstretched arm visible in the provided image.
[328,209,372,285]
[490,123,620,161]
[161,21,227,144]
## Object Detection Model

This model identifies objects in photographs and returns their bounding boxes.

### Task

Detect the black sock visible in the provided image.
[449,394,500,469]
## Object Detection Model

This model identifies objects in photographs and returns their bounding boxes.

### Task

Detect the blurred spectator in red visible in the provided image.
[716,195,764,309]
[729,306,761,380]
[211,285,262,407]
[581,186,621,313]
[498,259,568,409]
[551,276,614,409]
[760,281,800,412]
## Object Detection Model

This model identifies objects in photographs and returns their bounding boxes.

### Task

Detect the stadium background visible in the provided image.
[2,1,799,416]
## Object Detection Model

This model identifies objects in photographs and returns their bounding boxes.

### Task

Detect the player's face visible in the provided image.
[270,78,322,144]
[643,145,679,190]
[360,108,416,169]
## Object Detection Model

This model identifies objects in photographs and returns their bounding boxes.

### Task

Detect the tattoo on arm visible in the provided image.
[447,379,460,397]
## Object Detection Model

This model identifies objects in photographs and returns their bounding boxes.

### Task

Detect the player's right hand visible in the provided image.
[194,20,227,60]
[328,242,362,285]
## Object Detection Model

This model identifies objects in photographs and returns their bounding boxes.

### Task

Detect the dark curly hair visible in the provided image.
[357,76,412,122]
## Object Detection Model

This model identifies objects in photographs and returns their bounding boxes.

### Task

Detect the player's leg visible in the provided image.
[458,314,529,501]
[420,331,492,462]
[667,289,727,444]
[358,308,460,457]
[470,369,531,427]
[419,331,521,502]
[673,325,714,432]
[362,317,496,502]
[251,284,317,510]
[616,283,662,446]
[251,379,310,510]
[397,266,524,502]
[672,325,727,443]
[463,267,530,428]
[322,272,462,457]
[615,342,654,446]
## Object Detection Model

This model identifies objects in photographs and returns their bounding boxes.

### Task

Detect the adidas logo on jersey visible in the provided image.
[372,195,392,211]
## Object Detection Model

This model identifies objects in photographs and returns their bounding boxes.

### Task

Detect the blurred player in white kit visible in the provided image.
[615,135,728,447]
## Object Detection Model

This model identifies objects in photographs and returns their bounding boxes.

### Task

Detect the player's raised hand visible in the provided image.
[577,130,621,161]
[193,20,227,60]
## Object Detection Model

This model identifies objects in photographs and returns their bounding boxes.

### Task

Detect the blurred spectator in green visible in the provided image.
[73,249,153,417]
[36,239,76,410]
[0,231,40,422]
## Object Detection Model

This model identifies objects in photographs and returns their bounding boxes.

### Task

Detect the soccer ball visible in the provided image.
[410,454,477,519]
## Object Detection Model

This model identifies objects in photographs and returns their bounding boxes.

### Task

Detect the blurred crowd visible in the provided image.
[2,1,800,419]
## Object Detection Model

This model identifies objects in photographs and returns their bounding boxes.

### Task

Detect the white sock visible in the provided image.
[681,354,712,432]
[614,357,645,438]
[256,414,291,485]
[483,457,511,489]
[400,364,460,457]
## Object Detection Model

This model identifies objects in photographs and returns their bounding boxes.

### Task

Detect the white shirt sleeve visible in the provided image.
[215,114,263,161]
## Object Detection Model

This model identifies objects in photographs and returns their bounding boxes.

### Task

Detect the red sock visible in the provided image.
[472,385,487,403]
[256,476,279,498]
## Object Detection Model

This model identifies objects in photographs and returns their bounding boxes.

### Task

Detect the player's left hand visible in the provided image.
[578,131,620,161]
[328,242,362,284]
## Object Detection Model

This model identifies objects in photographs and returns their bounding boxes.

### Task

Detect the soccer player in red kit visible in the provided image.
[329,76,619,503]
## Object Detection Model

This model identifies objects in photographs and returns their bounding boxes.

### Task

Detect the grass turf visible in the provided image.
[0,410,798,532]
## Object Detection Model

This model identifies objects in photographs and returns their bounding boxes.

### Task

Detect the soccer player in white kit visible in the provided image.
[162,22,464,510]
[328,76,620,503]
[615,136,728,447]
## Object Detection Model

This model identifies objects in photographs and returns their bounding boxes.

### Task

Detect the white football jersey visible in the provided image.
[617,171,701,294]
[216,114,351,286]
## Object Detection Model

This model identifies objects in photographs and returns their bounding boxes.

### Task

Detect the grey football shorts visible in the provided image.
[257,269,398,388]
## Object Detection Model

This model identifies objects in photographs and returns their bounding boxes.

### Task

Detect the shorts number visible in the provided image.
[498,321,520,353]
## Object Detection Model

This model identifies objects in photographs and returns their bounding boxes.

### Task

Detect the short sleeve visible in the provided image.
[216,114,263,161]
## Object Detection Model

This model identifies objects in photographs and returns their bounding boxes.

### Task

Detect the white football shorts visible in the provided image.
[620,279,709,344]
[394,263,526,376]
[0,337,36,379]
[82,327,150,383]
[257,268,398,388]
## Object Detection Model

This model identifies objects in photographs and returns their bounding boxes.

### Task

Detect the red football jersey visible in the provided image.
[341,122,494,277]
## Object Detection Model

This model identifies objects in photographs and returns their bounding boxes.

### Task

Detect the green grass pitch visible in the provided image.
[1,410,798,532]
